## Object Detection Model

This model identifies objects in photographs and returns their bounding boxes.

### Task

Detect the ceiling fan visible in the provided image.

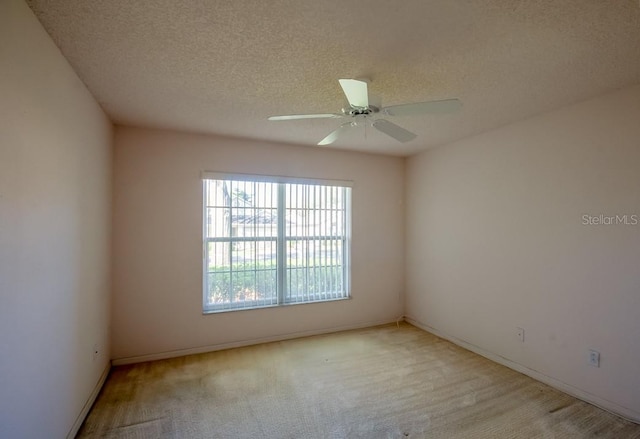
[268,79,461,145]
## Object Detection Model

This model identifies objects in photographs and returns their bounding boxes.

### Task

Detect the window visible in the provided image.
[202,172,352,313]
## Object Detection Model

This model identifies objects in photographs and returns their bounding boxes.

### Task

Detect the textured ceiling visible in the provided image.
[26,0,640,156]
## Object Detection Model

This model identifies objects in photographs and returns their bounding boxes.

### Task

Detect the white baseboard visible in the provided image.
[112,318,399,366]
[66,363,111,439]
[405,316,640,424]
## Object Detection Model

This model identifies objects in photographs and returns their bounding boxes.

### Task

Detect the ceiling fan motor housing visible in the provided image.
[343,105,379,116]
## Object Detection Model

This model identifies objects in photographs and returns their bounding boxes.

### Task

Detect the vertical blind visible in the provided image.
[203,173,351,312]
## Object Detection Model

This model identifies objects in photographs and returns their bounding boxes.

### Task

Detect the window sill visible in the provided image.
[202,295,351,315]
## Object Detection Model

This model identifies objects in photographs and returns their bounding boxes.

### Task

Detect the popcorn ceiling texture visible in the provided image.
[26,0,640,155]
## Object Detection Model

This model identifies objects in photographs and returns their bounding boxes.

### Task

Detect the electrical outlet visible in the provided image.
[516,327,525,342]
[588,349,600,367]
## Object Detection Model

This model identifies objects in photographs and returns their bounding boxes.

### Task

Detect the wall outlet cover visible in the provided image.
[588,349,600,367]
[517,327,525,342]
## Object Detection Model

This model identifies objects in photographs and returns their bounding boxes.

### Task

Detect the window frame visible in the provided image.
[202,171,352,314]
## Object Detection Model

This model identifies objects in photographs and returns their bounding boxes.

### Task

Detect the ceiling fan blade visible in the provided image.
[268,113,342,121]
[383,99,461,116]
[339,79,369,109]
[372,119,417,143]
[317,123,353,146]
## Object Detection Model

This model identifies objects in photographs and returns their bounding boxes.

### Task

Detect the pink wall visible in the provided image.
[0,0,113,437]
[111,127,405,362]
[406,85,640,421]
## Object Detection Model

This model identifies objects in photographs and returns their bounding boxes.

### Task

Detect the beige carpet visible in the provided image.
[78,323,640,438]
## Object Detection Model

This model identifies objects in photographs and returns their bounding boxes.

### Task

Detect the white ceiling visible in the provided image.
[27,0,640,156]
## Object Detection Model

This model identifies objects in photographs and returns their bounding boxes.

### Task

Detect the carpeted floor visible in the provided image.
[78,323,640,438]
